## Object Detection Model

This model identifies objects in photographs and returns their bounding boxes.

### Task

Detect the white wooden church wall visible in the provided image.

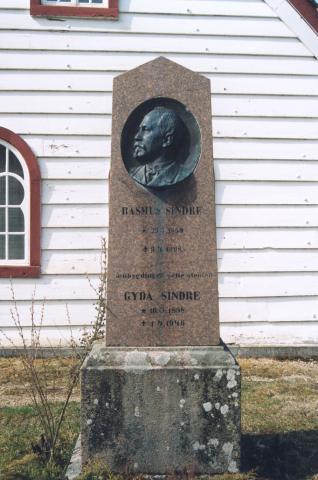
[0,0,318,345]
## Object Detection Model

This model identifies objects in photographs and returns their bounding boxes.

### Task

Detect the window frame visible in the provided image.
[0,140,30,266]
[41,0,106,5]
[30,0,118,18]
[0,128,41,278]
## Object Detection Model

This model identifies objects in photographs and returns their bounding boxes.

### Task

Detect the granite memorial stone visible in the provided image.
[79,57,241,477]
[106,57,219,347]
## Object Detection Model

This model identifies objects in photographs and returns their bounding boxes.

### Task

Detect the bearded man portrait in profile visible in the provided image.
[130,106,186,188]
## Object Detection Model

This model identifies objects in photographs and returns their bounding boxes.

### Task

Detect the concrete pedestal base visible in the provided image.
[80,341,241,476]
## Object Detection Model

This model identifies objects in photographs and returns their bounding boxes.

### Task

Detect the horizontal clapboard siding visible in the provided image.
[1,296,318,326]
[39,228,318,251]
[42,227,318,251]
[2,321,316,347]
[0,0,318,346]
[0,0,279,17]
[0,32,309,56]
[222,322,318,345]
[1,94,318,118]
[36,179,318,205]
[12,136,318,159]
[0,13,291,37]
[0,300,97,326]
[39,204,318,228]
[2,52,318,75]
[1,73,318,95]
[1,115,318,139]
[4,272,318,300]
[2,298,318,334]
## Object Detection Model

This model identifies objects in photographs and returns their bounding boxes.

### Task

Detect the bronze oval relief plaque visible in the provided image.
[121,98,201,189]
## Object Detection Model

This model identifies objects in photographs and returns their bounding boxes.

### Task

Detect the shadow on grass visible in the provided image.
[242,430,318,480]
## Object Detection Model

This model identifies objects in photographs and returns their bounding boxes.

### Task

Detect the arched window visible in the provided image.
[0,128,40,277]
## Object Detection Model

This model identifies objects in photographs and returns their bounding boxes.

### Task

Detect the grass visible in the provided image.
[238,358,318,480]
[241,358,318,434]
[0,356,81,479]
[0,357,318,479]
[0,357,80,407]
[0,402,80,479]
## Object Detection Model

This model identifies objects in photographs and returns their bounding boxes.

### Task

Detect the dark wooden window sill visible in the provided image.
[0,266,40,278]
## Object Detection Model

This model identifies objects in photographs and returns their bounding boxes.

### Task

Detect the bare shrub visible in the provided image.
[84,236,107,346]
[0,237,108,471]
[0,285,85,466]
[0,238,107,471]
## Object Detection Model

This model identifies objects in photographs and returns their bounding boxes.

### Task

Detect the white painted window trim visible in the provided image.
[41,0,108,7]
[0,140,30,266]
[264,0,318,59]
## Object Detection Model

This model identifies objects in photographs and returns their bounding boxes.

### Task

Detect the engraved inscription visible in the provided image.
[121,206,202,215]
[115,272,214,280]
[141,319,185,328]
[121,287,203,329]
[142,245,185,254]
[123,291,200,301]
[142,226,184,235]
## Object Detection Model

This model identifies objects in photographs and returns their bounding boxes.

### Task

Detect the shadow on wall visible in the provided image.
[242,430,318,480]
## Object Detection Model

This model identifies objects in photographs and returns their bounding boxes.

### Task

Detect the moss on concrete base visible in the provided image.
[80,342,241,476]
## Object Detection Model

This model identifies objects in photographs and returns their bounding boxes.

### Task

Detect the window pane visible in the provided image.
[0,208,5,232]
[8,208,24,232]
[9,151,24,178]
[0,145,5,173]
[8,235,24,260]
[8,176,24,205]
[0,177,5,205]
[0,235,5,259]
[92,0,103,3]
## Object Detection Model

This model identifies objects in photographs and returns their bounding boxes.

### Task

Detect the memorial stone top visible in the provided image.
[106,57,219,347]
